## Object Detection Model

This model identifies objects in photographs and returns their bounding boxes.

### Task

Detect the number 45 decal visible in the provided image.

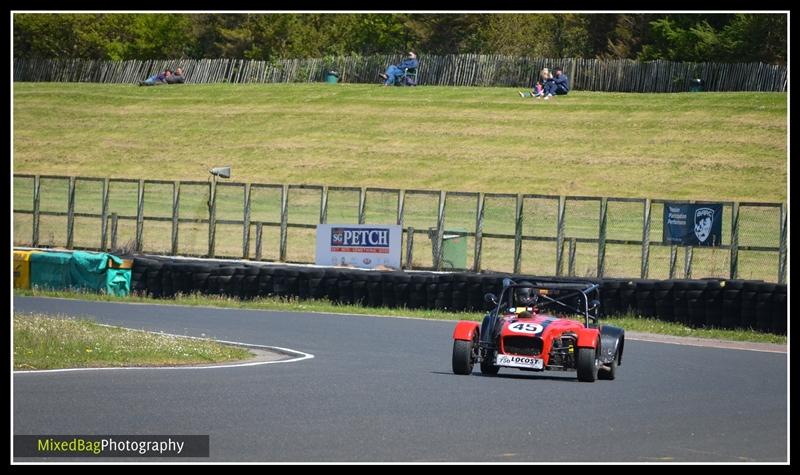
[508,322,543,334]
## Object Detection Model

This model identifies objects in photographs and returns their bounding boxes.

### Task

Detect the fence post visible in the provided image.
[358,187,366,225]
[171,181,180,256]
[597,197,608,278]
[279,184,288,262]
[66,176,75,249]
[473,193,485,272]
[136,178,145,253]
[669,245,678,279]
[684,246,693,279]
[729,202,740,280]
[513,193,523,274]
[568,238,577,277]
[100,178,109,251]
[640,198,651,278]
[242,183,251,259]
[395,189,405,256]
[32,175,40,247]
[434,191,447,271]
[396,190,405,228]
[207,178,217,258]
[778,203,787,284]
[110,213,118,251]
[255,222,263,261]
[320,185,328,224]
[556,195,566,276]
[405,226,414,270]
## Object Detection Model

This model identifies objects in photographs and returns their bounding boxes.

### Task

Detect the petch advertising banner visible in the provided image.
[315,224,402,269]
[663,203,723,246]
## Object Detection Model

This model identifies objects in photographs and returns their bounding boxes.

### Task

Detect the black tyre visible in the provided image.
[598,353,618,380]
[480,349,499,375]
[452,333,478,375]
[336,278,353,304]
[351,278,367,305]
[577,345,599,382]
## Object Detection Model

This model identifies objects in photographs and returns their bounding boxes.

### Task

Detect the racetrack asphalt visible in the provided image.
[12,296,788,462]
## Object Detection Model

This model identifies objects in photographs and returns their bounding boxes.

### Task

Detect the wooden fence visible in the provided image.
[13,55,787,92]
[12,173,787,283]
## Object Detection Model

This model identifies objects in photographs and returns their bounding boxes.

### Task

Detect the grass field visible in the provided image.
[12,83,787,279]
[13,312,253,370]
[13,83,786,201]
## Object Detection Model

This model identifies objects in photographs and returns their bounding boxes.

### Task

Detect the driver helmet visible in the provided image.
[514,281,538,307]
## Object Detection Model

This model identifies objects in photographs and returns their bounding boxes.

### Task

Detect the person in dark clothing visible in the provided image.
[378,52,419,86]
[166,67,185,84]
[543,67,569,99]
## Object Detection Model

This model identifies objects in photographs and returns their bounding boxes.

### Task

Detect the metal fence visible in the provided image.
[13,55,788,92]
[12,174,787,283]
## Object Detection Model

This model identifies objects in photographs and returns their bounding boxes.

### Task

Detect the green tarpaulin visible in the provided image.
[106,267,131,296]
[29,251,130,296]
[29,251,72,290]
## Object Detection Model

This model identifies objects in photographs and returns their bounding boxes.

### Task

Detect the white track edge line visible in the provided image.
[626,335,786,354]
[13,325,315,374]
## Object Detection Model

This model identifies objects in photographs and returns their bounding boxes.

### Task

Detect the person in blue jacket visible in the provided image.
[139,69,172,86]
[543,66,569,99]
[379,52,419,86]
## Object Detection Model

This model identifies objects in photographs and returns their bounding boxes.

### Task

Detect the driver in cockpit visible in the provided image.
[512,281,539,316]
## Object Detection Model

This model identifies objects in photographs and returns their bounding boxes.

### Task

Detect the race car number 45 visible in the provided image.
[495,354,544,369]
[507,322,543,334]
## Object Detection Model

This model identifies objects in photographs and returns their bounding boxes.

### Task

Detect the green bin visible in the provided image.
[325,70,340,84]
[689,78,704,92]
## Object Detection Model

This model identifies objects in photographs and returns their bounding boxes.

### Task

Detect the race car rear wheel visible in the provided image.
[480,350,499,375]
[452,333,478,375]
[598,352,618,380]
[577,346,599,382]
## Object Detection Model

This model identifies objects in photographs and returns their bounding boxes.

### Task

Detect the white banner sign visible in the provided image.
[315,224,402,269]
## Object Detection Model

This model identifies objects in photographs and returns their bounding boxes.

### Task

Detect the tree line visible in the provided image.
[13,13,786,64]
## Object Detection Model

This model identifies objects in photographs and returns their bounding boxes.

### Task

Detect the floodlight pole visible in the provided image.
[208,173,218,258]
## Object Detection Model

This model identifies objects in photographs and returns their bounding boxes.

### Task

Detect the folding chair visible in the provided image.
[397,67,418,86]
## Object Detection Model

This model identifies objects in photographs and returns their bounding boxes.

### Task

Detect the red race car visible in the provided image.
[451,279,624,382]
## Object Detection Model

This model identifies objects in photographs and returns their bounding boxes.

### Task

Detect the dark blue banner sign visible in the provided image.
[663,203,723,246]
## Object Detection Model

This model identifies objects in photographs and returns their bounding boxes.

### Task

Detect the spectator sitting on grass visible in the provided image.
[543,66,569,100]
[139,69,172,86]
[519,68,550,98]
[166,67,185,84]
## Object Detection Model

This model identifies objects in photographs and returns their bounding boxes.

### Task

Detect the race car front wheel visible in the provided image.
[452,333,478,375]
[577,346,599,382]
[480,350,499,375]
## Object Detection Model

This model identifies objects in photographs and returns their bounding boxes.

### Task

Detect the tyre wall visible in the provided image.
[126,255,787,335]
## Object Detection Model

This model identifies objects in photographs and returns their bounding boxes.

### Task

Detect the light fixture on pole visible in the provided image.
[207,166,231,208]
[209,166,231,179]
[207,166,231,258]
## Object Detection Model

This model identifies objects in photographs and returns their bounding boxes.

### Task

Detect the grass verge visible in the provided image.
[13,312,254,370]
[14,288,786,345]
